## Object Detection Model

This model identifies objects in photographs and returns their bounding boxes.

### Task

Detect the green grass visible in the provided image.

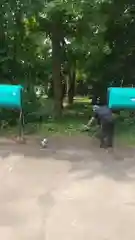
[113,111,135,146]
[1,97,135,147]
[0,97,91,137]
[26,97,92,137]
[116,123,135,146]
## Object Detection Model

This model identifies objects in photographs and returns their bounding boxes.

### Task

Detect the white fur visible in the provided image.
[41,138,48,147]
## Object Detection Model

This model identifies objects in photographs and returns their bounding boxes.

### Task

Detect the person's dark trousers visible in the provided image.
[100,120,114,148]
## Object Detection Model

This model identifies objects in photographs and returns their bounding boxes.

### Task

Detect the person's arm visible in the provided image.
[81,115,95,131]
[87,116,95,127]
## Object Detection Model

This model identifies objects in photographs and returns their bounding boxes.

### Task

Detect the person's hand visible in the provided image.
[81,124,90,131]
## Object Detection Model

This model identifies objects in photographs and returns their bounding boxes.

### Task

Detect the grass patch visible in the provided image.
[116,123,135,146]
[1,97,135,147]
[114,110,135,146]
[0,97,91,137]
[26,97,91,136]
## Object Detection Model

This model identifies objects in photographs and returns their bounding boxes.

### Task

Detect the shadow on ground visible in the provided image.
[0,136,135,183]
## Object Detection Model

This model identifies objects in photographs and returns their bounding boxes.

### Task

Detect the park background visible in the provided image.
[0,0,135,145]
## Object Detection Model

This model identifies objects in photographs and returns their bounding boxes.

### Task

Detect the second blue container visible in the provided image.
[108,87,135,109]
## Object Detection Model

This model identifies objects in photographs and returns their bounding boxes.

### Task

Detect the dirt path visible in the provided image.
[0,136,135,239]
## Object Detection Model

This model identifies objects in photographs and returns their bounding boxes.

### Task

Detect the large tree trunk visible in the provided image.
[68,66,76,105]
[51,25,62,118]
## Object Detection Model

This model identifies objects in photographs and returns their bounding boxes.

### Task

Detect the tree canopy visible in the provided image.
[1,0,135,117]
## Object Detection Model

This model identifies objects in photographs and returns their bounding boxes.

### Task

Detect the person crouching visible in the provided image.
[85,104,115,149]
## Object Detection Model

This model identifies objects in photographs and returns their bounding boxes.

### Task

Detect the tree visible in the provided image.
[3,0,134,121]
[90,0,135,92]
[37,0,109,116]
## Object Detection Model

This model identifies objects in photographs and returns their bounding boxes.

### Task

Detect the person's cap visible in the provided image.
[92,105,99,112]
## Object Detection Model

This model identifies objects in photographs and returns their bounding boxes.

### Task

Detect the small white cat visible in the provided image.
[41,138,48,148]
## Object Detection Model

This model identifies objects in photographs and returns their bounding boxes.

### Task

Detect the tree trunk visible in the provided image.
[51,25,62,118]
[68,67,76,105]
[61,80,66,109]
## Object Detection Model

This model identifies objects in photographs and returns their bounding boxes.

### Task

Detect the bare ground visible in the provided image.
[0,136,135,239]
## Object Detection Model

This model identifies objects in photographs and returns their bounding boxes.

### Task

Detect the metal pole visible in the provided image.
[18,88,24,141]
[18,109,24,139]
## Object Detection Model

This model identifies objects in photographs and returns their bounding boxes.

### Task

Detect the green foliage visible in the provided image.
[0,0,135,141]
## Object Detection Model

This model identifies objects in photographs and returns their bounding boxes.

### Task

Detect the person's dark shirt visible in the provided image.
[94,105,113,125]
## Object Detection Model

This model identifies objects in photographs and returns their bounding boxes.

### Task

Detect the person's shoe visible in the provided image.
[100,144,106,149]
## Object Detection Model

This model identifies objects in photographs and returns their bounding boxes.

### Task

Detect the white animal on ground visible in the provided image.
[41,138,48,148]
